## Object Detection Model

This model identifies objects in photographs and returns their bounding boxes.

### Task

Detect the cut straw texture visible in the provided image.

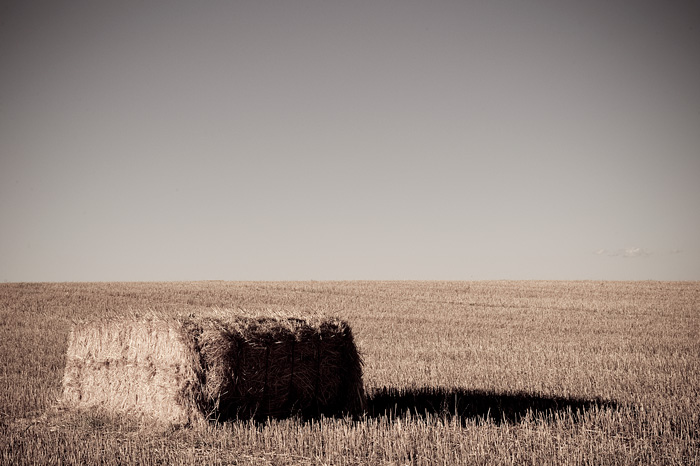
[62,313,365,425]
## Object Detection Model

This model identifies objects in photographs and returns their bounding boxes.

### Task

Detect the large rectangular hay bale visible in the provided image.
[62,313,365,424]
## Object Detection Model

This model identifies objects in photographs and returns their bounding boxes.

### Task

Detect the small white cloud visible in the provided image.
[622,247,649,258]
[594,246,651,258]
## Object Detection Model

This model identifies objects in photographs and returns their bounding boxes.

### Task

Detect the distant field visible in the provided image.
[1,281,698,465]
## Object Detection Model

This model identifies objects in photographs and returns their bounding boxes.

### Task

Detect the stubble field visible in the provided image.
[1,280,698,465]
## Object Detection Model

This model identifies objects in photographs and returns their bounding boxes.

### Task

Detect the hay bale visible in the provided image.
[62,313,365,424]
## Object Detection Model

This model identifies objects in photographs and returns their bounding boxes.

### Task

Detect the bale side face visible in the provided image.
[196,316,365,421]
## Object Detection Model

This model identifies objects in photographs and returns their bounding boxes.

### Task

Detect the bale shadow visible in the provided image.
[366,386,617,425]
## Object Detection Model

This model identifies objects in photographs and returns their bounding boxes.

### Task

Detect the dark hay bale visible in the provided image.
[62,312,365,424]
[191,315,365,421]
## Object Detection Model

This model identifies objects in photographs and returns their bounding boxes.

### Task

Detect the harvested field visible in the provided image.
[1,281,698,465]
[62,313,364,424]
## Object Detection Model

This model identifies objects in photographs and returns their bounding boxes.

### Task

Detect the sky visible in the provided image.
[1,0,699,282]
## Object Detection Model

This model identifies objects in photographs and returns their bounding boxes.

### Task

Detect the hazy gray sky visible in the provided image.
[2,0,699,282]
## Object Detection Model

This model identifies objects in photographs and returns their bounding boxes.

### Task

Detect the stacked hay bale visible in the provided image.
[62,313,365,425]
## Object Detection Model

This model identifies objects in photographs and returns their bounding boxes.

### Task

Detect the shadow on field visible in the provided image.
[365,386,616,425]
